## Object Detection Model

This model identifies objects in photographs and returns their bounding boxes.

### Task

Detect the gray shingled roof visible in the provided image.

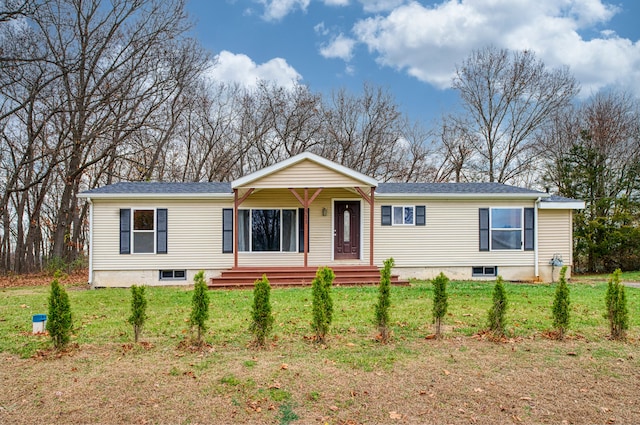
[376,182,544,195]
[81,180,580,203]
[540,194,579,203]
[81,181,232,195]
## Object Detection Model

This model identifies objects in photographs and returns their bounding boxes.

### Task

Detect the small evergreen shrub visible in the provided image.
[375,258,394,343]
[128,285,148,343]
[487,276,508,337]
[432,272,449,339]
[311,266,334,343]
[249,274,274,348]
[190,271,209,344]
[47,278,73,350]
[552,266,570,339]
[604,269,628,341]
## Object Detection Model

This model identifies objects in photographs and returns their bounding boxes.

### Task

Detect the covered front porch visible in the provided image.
[213,152,394,287]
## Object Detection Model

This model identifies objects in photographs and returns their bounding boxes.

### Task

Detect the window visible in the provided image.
[133,209,155,253]
[238,209,297,252]
[159,270,186,280]
[223,208,307,254]
[472,266,497,277]
[393,206,414,225]
[491,208,522,250]
[479,207,534,251]
[119,208,168,254]
[381,205,425,226]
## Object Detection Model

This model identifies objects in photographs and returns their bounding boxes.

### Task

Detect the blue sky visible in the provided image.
[185,0,640,125]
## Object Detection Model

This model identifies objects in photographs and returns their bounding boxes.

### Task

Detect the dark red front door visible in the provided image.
[334,201,360,260]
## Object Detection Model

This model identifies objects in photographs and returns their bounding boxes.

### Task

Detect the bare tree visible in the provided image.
[452,46,578,183]
[0,0,207,271]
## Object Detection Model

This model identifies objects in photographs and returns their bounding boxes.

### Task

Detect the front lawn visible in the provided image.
[0,276,638,424]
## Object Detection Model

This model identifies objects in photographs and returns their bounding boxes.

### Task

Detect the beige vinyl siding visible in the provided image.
[239,160,370,189]
[538,209,573,280]
[374,199,535,268]
[92,198,233,271]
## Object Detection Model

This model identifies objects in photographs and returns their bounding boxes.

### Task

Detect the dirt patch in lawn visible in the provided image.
[1,337,638,425]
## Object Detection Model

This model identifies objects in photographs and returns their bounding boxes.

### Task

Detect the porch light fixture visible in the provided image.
[322,207,327,216]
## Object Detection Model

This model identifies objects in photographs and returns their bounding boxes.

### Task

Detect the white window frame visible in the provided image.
[238,208,298,253]
[490,207,523,251]
[472,266,498,277]
[159,270,186,281]
[392,205,415,226]
[132,208,156,254]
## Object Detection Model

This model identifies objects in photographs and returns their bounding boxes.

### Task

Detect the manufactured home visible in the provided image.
[78,152,584,287]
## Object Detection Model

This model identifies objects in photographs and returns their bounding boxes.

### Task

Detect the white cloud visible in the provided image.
[349,0,640,96]
[357,0,407,13]
[323,0,350,6]
[320,33,357,60]
[314,22,329,36]
[256,0,310,21]
[208,51,302,90]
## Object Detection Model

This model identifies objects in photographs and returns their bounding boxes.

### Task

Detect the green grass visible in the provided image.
[0,278,638,359]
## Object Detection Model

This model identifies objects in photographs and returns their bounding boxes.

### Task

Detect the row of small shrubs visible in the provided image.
[486,266,629,341]
[44,264,630,351]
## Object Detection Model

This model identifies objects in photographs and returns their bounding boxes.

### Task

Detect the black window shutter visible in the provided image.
[222,208,233,253]
[479,208,489,251]
[381,205,391,226]
[156,208,168,254]
[524,207,534,251]
[415,205,426,226]
[119,209,131,254]
[298,208,309,253]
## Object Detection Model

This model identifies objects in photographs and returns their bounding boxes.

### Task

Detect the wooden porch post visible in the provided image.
[233,189,238,268]
[289,187,323,268]
[304,189,309,268]
[370,186,375,266]
[355,186,376,266]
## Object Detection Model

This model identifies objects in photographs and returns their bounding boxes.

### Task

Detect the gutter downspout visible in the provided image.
[87,197,93,287]
[534,197,540,280]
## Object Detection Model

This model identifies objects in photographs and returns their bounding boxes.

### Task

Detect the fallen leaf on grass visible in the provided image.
[329,405,338,411]
[389,411,402,420]
[280,363,288,370]
[443,369,450,375]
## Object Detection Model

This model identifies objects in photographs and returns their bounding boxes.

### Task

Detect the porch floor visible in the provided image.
[208,266,409,289]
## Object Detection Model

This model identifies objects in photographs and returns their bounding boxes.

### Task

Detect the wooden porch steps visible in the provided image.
[208,266,409,289]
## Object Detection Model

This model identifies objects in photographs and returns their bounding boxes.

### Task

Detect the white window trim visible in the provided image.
[490,207,524,251]
[132,208,157,254]
[392,205,415,226]
[472,266,498,277]
[238,208,298,253]
[159,270,186,281]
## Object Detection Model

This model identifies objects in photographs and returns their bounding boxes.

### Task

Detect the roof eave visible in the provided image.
[374,192,547,200]
[539,201,585,210]
[77,192,234,200]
